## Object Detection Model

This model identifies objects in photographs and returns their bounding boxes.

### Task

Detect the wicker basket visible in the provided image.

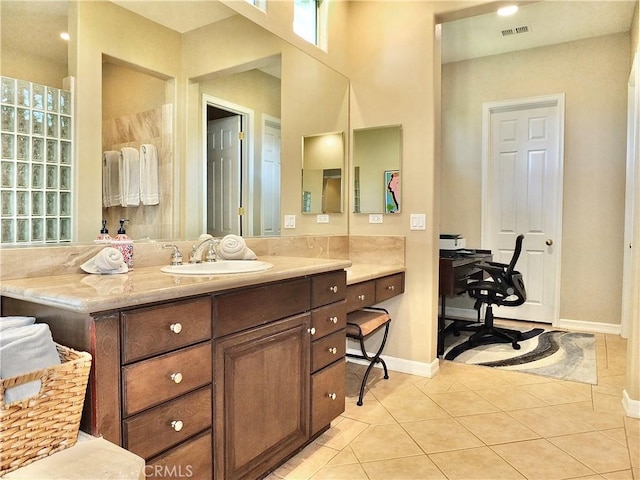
[0,344,92,476]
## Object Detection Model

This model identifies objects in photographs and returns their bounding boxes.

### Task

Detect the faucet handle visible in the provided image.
[204,241,218,263]
[162,244,183,266]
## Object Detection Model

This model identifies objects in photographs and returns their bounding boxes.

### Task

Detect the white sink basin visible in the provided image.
[161,260,273,275]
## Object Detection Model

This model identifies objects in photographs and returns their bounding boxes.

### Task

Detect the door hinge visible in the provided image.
[239,131,245,140]
[238,207,246,215]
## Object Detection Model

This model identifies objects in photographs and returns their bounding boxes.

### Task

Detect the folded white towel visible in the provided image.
[95,247,126,271]
[102,151,121,207]
[120,147,140,207]
[0,316,36,331]
[140,144,159,205]
[217,234,257,260]
[0,323,61,404]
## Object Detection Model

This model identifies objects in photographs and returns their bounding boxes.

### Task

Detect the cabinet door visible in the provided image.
[214,313,310,480]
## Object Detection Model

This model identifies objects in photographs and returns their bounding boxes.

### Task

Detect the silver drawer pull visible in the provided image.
[329,285,338,293]
[329,316,338,324]
[387,285,395,291]
[308,327,316,336]
[170,323,182,334]
[328,392,337,400]
[171,420,184,432]
[328,347,337,355]
[358,294,366,301]
[170,372,183,384]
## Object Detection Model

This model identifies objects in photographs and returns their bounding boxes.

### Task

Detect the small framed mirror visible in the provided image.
[301,132,344,214]
[353,125,402,214]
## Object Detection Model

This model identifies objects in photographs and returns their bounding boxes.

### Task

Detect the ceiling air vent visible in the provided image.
[502,25,529,36]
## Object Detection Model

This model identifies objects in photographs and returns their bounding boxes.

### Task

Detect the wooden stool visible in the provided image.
[346,307,391,406]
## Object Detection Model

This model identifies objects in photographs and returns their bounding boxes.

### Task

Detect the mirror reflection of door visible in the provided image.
[261,118,281,236]
[207,107,242,236]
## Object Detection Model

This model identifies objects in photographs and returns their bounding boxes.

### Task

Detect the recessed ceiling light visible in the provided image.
[60,32,70,41]
[497,5,518,16]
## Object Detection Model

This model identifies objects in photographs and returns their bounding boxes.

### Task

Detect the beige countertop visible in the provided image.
[345,264,406,284]
[0,256,352,314]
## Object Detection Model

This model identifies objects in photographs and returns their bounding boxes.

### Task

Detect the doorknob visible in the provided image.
[546,239,553,246]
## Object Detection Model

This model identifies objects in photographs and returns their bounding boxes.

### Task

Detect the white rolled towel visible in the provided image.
[95,247,126,272]
[0,316,36,331]
[217,234,257,260]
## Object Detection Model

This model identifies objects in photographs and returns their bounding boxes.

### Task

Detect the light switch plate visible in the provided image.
[369,214,383,224]
[317,214,329,223]
[410,213,426,230]
[284,215,296,229]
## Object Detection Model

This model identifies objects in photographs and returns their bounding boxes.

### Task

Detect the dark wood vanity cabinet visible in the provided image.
[346,272,405,312]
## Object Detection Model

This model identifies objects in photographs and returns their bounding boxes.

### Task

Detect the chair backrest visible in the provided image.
[506,234,525,277]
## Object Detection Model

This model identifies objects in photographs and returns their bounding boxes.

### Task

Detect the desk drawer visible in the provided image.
[311,329,346,372]
[214,278,310,338]
[124,386,212,460]
[122,297,212,364]
[311,360,345,435]
[375,273,405,303]
[310,300,346,339]
[146,429,212,480]
[123,342,212,416]
[346,281,376,312]
[311,271,347,308]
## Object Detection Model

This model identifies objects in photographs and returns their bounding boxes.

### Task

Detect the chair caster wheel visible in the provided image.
[512,343,521,350]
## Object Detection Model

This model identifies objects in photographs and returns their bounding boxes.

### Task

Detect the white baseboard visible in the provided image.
[346,347,439,378]
[623,389,640,418]
[556,318,622,335]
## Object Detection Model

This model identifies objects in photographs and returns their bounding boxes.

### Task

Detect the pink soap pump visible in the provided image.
[95,220,113,244]
[113,219,134,270]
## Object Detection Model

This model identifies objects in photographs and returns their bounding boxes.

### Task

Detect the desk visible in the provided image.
[438,250,491,355]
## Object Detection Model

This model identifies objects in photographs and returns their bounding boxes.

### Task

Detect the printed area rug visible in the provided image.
[443,324,597,385]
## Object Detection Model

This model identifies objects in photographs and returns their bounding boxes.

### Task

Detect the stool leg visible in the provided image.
[352,322,391,406]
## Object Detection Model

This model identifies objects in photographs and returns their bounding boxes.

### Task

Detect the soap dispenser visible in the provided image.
[95,220,113,244]
[112,219,134,269]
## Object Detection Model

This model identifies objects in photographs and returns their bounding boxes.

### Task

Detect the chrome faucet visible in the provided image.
[190,235,219,263]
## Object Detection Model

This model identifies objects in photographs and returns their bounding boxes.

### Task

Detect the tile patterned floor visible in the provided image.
[267,326,639,480]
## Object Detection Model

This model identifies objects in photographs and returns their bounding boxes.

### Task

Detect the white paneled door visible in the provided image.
[483,95,565,323]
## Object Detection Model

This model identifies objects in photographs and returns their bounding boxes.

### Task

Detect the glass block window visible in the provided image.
[1,76,73,244]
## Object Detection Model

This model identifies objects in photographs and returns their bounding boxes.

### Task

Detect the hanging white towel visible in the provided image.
[120,147,140,207]
[102,151,121,207]
[140,144,159,205]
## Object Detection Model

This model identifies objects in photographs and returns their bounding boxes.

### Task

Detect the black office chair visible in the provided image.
[464,234,527,350]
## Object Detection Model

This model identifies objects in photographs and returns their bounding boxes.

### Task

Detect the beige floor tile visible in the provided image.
[429,446,525,479]
[324,447,359,467]
[273,443,339,480]
[490,367,557,386]
[506,405,594,437]
[519,381,592,405]
[427,390,501,417]
[491,438,595,479]
[553,403,625,430]
[475,385,548,411]
[593,391,626,415]
[375,383,450,423]
[348,423,423,463]
[342,396,397,425]
[314,417,369,451]
[601,470,635,479]
[623,416,640,439]
[402,417,484,454]
[627,435,639,468]
[599,428,629,447]
[457,412,540,445]
[309,463,369,479]
[548,431,631,473]
[415,374,471,395]
[362,455,447,479]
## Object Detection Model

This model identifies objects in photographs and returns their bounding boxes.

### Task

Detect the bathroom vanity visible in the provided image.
[0,255,404,480]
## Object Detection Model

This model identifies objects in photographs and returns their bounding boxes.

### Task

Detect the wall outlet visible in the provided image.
[410,213,426,230]
[284,215,296,229]
[369,214,383,224]
[317,214,329,223]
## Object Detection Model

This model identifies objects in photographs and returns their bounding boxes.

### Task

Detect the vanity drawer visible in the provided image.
[122,342,212,416]
[311,329,346,373]
[121,297,212,364]
[345,280,376,312]
[311,360,346,435]
[214,278,310,338]
[375,273,405,303]
[311,271,347,308]
[124,386,212,460]
[146,429,213,480]
[310,300,346,339]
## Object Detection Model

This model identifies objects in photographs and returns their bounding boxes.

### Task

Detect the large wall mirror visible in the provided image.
[1,0,349,244]
[353,125,402,214]
[301,132,344,214]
